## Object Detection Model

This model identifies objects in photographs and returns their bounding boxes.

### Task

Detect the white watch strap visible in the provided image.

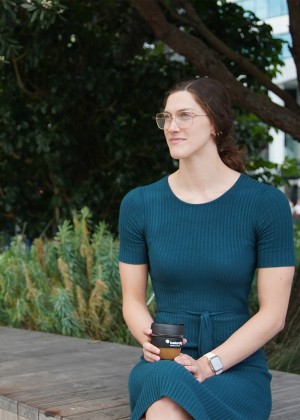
[205,352,216,359]
[204,352,223,375]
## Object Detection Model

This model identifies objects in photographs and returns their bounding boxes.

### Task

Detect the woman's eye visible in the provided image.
[179,112,192,120]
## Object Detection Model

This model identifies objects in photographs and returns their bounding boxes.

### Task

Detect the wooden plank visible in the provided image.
[270,370,300,419]
[17,403,39,420]
[0,327,299,420]
[0,395,18,415]
[0,408,28,420]
[0,327,139,419]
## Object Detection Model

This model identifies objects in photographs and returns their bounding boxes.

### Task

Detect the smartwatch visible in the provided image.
[204,352,223,375]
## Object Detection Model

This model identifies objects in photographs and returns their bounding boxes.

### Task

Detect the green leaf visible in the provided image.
[30,9,40,24]
[20,3,36,11]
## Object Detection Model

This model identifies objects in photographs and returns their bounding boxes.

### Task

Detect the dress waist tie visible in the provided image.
[198,311,213,355]
[156,309,249,356]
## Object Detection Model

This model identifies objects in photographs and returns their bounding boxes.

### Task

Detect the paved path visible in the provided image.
[0,327,299,419]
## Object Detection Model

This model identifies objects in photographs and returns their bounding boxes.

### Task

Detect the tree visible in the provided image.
[0,0,297,237]
[0,0,196,237]
[128,0,300,141]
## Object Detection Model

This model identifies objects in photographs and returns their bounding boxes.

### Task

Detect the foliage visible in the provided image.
[0,0,196,238]
[246,156,299,188]
[0,0,295,240]
[233,110,300,186]
[174,0,285,88]
[0,207,149,344]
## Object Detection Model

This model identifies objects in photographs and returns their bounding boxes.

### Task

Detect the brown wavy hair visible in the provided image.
[164,77,246,172]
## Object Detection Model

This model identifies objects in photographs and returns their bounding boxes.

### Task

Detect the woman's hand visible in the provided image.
[174,354,212,383]
[142,327,161,362]
[142,327,188,363]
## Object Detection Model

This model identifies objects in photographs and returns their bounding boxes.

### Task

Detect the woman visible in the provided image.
[118,77,295,419]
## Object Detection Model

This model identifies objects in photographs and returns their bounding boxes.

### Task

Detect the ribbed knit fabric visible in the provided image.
[118,173,295,420]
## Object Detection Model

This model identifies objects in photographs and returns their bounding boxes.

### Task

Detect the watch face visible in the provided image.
[211,356,223,371]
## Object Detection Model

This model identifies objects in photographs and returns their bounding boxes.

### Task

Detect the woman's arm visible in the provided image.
[175,266,294,381]
[119,262,159,358]
[212,266,294,367]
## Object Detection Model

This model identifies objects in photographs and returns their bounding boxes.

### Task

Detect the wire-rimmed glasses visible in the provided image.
[155,111,207,130]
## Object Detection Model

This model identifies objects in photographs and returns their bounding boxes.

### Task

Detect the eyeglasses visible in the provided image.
[155,111,207,130]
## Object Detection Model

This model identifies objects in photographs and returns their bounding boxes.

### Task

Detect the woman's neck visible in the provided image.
[169,157,240,204]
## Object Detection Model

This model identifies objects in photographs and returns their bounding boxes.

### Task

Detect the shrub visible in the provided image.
[0,207,142,344]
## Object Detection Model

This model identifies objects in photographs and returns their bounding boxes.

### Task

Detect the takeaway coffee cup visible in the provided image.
[150,322,184,360]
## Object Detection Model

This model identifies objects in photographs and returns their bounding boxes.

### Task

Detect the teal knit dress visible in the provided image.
[118,173,295,420]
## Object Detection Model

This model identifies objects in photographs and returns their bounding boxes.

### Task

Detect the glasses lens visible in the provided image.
[156,113,168,129]
[176,111,193,128]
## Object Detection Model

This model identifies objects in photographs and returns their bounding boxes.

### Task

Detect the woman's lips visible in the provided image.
[168,137,185,144]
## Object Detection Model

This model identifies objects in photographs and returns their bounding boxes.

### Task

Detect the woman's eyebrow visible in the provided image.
[163,107,196,113]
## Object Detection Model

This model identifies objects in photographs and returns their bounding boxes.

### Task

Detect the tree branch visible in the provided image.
[170,1,299,112]
[12,54,41,99]
[129,0,300,140]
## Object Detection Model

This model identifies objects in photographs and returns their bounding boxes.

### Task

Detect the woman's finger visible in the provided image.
[143,342,160,362]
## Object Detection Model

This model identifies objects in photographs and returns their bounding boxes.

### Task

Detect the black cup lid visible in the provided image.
[151,322,184,336]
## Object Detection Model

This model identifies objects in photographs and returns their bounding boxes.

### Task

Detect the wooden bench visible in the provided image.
[0,327,299,419]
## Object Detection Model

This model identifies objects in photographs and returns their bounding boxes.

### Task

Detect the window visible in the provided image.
[274,32,292,59]
[236,0,288,19]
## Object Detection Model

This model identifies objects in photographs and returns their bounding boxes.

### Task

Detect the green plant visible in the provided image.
[0,207,143,344]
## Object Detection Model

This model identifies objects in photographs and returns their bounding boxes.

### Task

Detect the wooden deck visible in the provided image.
[0,327,299,419]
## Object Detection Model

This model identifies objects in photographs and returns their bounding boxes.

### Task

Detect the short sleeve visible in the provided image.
[118,187,149,264]
[256,188,295,268]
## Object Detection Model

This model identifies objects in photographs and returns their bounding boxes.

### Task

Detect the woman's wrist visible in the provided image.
[197,356,216,380]
[203,352,224,375]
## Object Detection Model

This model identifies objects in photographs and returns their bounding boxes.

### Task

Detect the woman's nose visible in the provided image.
[167,117,180,131]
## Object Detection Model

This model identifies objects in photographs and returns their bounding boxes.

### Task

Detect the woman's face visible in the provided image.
[163,91,216,161]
